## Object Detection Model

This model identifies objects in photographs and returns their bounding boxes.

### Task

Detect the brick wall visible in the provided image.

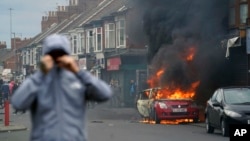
[0,41,7,49]
[41,0,103,32]
[11,38,32,50]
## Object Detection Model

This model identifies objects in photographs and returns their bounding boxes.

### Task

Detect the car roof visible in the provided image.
[220,86,250,90]
[142,87,161,91]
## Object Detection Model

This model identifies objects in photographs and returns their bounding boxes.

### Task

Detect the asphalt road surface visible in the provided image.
[0,104,228,141]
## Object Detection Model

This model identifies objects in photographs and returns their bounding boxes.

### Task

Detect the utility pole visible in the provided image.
[9,8,13,49]
[12,32,16,77]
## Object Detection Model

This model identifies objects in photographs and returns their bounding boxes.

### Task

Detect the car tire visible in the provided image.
[221,119,229,137]
[205,116,214,134]
[154,110,160,124]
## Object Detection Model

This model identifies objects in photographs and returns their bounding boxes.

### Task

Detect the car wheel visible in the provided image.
[205,116,214,133]
[221,119,229,137]
[154,110,160,124]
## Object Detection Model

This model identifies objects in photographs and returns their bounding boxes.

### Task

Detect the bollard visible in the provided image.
[4,100,10,126]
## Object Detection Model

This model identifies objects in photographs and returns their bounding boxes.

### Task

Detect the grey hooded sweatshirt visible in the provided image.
[11,34,113,141]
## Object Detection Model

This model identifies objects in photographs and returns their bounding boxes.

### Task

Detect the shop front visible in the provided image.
[103,54,147,107]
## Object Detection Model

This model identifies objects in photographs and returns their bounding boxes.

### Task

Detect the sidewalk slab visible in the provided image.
[0,124,27,132]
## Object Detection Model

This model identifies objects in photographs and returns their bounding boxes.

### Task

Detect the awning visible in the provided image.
[226,37,239,58]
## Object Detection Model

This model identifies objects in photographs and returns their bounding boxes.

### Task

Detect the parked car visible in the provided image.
[205,86,250,137]
[136,87,199,124]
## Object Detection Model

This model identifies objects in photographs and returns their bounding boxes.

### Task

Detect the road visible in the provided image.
[0,104,228,141]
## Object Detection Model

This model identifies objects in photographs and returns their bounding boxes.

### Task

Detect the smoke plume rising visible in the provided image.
[135,0,231,105]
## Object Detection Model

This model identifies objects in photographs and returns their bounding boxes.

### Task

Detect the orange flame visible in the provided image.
[140,119,194,125]
[156,70,164,77]
[154,81,200,100]
[186,47,196,61]
[147,69,165,87]
[147,46,199,100]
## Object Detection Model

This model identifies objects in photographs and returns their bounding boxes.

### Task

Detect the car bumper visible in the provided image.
[225,116,250,125]
[156,109,199,120]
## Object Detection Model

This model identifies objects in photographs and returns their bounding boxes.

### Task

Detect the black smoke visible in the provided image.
[135,0,231,105]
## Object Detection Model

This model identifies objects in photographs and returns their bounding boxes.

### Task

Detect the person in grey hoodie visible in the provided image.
[11,34,113,141]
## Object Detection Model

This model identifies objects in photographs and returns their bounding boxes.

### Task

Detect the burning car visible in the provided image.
[136,87,199,124]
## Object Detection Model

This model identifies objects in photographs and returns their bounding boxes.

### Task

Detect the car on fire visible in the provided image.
[205,86,250,137]
[136,87,200,124]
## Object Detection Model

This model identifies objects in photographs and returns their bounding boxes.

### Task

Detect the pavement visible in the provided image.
[0,106,28,132]
[0,103,205,132]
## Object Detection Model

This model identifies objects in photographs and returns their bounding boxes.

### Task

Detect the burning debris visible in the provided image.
[135,0,231,104]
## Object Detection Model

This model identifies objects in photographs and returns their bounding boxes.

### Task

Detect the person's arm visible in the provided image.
[55,55,112,102]
[76,70,113,102]
[11,75,41,110]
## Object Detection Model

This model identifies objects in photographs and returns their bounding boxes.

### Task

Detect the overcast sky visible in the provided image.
[0,0,68,48]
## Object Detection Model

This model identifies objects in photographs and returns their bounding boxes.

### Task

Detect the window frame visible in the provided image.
[86,29,94,53]
[80,32,85,54]
[239,2,248,24]
[72,35,77,54]
[105,23,116,49]
[94,27,103,52]
[116,17,126,48]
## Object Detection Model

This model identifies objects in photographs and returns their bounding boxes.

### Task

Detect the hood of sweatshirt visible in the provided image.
[42,34,71,55]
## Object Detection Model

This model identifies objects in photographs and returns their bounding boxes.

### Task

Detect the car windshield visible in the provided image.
[224,88,250,104]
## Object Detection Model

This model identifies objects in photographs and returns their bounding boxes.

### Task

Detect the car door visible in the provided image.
[214,90,223,126]
[212,90,223,127]
[137,90,150,117]
[208,90,218,125]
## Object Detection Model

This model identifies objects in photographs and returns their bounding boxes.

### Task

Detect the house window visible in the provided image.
[33,48,36,64]
[86,30,93,53]
[30,49,33,65]
[22,51,26,65]
[105,23,115,48]
[27,50,30,65]
[116,19,126,48]
[72,35,77,54]
[80,33,85,53]
[240,2,248,24]
[95,27,102,52]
